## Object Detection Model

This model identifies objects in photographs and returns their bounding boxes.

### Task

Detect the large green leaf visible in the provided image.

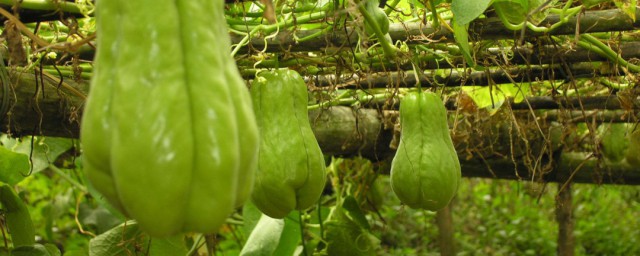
[342,196,370,230]
[452,0,493,25]
[240,214,285,256]
[89,221,187,256]
[89,222,142,256]
[242,201,263,236]
[78,202,123,234]
[0,136,74,184]
[462,83,531,113]
[11,244,59,256]
[2,136,74,172]
[0,183,35,248]
[242,202,302,256]
[324,206,379,255]
[271,213,301,256]
[614,0,636,21]
[0,146,30,185]
[494,0,556,25]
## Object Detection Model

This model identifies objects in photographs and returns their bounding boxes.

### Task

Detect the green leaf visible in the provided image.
[462,83,530,113]
[240,214,285,256]
[342,196,370,230]
[11,244,53,256]
[324,207,379,256]
[409,0,427,8]
[148,235,188,256]
[452,0,492,25]
[89,221,187,256]
[614,0,636,21]
[89,221,142,256]
[461,86,506,113]
[242,201,264,236]
[272,213,301,256]
[43,244,61,256]
[0,136,74,185]
[78,202,123,234]
[493,0,529,24]
[0,146,30,185]
[2,137,74,174]
[453,21,476,68]
[0,183,35,247]
[494,0,557,25]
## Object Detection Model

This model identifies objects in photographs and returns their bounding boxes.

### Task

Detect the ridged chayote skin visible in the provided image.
[250,70,327,219]
[390,91,461,211]
[81,0,259,237]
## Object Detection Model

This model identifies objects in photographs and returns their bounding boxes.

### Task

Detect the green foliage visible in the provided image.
[0,146,30,185]
[574,185,640,254]
[0,136,74,185]
[2,145,639,255]
[462,83,533,114]
[240,214,284,256]
[324,202,380,255]
[373,177,640,255]
[88,221,187,256]
[493,0,557,25]
[451,0,492,25]
[0,183,36,248]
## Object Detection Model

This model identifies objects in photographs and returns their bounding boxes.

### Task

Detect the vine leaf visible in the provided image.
[10,244,59,256]
[451,0,492,25]
[240,214,285,256]
[494,0,557,25]
[614,0,637,21]
[241,202,300,256]
[0,183,35,247]
[88,221,187,256]
[0,136,74,180]
[462,84,531,114]
[324,195,379,255]
[0,146,30,185]
[453,21,476,68]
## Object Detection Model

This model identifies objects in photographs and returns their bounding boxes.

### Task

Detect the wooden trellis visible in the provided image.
[0,2,639,255]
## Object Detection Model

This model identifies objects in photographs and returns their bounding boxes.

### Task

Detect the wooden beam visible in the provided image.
[232,8,640,53]
[2,72,639,184]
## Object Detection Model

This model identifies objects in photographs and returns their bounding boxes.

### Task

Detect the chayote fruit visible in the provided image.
[81,0,259,237]
[250,70,327,218]
[390,91,461,211]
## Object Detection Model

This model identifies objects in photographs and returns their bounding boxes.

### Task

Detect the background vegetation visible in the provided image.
[6,149,639,255]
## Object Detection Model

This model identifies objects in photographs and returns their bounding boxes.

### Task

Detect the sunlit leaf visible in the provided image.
[614,0,636,21]
[240,214,285,256]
